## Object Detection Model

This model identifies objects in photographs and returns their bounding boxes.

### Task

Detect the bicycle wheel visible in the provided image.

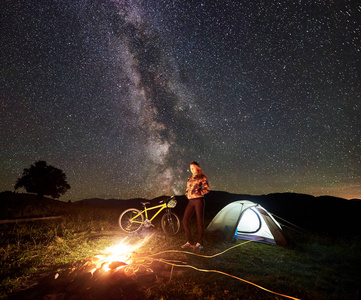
[161,212,180,235]
[119,208,144,233]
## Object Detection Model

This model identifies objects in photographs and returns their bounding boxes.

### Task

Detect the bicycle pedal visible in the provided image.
[144,219,153,228]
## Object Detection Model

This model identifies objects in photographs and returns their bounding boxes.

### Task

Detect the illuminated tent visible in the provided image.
[206,200,286,245]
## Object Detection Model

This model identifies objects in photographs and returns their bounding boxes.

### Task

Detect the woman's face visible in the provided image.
[190,164,198,175]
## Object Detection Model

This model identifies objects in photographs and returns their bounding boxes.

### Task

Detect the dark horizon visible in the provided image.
[2,189,360,203]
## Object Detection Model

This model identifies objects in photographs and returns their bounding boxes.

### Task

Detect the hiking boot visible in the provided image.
[181,242,194,250]
[195,243,203,250]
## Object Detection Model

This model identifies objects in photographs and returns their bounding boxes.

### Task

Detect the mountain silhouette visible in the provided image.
[73,191,361,236]
[1,191,360,237]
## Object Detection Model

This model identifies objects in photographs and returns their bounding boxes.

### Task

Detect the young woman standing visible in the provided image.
[181,161,210,250]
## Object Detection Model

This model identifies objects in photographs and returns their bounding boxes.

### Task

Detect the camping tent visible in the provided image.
[206,200,286,245]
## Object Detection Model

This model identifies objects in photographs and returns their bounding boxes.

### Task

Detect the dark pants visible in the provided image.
[182,197,205,245]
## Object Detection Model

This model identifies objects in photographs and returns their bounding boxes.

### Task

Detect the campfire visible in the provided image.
[87,237,147,275]
[12,238,300,300]
[18,236,183,300]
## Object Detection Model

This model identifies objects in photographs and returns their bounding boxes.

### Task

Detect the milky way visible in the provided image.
[1,0,360,200]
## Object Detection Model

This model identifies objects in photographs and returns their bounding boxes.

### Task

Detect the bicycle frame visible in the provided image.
[131,202,168,224]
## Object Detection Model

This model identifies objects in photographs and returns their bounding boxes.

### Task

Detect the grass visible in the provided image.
[144,232,361,300]
[0,201,121,297]
[1,198,360,299]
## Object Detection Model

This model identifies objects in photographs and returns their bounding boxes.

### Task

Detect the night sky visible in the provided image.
[1,0,360,201]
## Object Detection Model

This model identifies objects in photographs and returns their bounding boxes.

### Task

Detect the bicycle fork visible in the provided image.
[164,209,173,223]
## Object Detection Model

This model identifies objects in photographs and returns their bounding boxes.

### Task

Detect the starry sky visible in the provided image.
[1,0,360,201]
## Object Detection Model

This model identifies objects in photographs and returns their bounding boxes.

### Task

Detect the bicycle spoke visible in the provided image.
[119,209,144,233]
[161,212,180,235]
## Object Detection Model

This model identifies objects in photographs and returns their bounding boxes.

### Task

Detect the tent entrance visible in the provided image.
[237,207,262,233]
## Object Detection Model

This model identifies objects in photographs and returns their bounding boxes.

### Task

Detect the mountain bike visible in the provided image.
[118,196,181,235]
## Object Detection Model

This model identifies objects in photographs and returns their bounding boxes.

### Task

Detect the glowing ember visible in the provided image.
[14,234,182,299]
[89,236,152,274]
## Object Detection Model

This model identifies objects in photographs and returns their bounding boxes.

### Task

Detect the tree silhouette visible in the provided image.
[15,161,71,199]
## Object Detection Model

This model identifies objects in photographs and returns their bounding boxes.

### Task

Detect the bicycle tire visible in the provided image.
[161,212,180,235]
[119,208,144,233]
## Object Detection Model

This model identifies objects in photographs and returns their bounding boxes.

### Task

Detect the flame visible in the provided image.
[89,235,153,274]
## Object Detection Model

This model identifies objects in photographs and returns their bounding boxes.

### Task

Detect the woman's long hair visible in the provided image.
[190,161,206,178]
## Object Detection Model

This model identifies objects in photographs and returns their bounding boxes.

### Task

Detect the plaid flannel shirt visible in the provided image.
[186,175,210,199]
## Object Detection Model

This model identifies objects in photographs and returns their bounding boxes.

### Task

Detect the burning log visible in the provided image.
[9,238,184,300]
